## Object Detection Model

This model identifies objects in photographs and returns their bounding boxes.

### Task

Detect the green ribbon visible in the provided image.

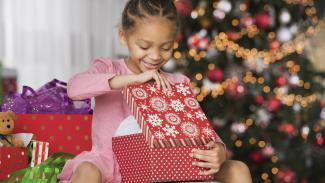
[3,152,75,183]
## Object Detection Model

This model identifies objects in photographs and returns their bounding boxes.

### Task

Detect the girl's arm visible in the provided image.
[67,58,132,100]
[68,58,172,100]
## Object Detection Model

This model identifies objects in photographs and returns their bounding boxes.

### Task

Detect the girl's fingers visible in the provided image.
[192,161,219,170]
[157,72,167,91]
[162,76,172,91]
[199,168,220,176]
[153,73,161,89]
[191,149,218,158]
[190,152,218,163]
[166,77,175,85]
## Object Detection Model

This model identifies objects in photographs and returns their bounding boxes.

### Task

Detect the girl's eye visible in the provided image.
[139,46,149,50]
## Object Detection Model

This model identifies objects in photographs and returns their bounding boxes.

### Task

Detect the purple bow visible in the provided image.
[1,79,92,114]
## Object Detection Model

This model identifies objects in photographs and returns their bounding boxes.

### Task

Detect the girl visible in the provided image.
[58,0,252,183]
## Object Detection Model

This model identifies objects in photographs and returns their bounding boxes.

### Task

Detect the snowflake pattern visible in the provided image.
[150,97,168,112]
[202,127,214,136]
[195,111,207,121]
[148,85,157,93]
[147,114,163,127]
[176,83,191,96]
[181,122,200,138]
[170,99,185,112]
[140,104,149,111]
[163,89,174,97]
[154,130,165,140]
[132,88,148,99]
[165,113,181,125]
[185,113,193,119]
[184,98,200,109]
[162,124,179,138]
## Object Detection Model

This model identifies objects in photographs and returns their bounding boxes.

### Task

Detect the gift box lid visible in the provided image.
[124,82,220,149]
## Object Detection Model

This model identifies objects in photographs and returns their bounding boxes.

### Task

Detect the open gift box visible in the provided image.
[112,82,224,183]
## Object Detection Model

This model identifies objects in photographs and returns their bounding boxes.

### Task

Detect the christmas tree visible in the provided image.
[166,0,325,182]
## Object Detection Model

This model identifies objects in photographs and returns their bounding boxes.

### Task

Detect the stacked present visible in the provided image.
[0,79,92,181]
[113,82,224,182]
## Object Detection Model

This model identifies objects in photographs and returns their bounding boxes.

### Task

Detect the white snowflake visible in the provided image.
[181,122,200,137]
[147,114,163,127]
[140,104,148,110]
[163,90,174,97]
[203,127,214,136]
[162,124,179,138]
[154,130,165,140]
[176,83,191,96]
[170,99,185,112]
[186,113,193,119]
[148,85,157,93]
[195,111,207,121]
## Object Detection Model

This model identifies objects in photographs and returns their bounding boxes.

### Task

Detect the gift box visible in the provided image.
[30,140,49,167]
[113,133,215,183]
[0,147,28,180]
[112,82,224,182]
[13,114,92,156]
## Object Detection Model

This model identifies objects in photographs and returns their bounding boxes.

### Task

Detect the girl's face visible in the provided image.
[119,17,177,74]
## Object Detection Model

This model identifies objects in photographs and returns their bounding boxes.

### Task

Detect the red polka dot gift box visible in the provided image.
[13,114,92,156]
[0,147,28,180]
[112,82,225,182]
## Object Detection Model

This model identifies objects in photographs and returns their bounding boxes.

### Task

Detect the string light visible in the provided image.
[210,0,321,63]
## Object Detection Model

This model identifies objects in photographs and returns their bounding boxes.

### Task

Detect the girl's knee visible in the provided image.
[224,160,252,182]
[225,160,250,174]
[74,162,102,179]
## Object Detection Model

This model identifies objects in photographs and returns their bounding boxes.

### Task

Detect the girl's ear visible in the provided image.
[118,28,127,46]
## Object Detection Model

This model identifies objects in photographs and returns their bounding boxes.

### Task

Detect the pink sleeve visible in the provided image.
[67,58,117,100]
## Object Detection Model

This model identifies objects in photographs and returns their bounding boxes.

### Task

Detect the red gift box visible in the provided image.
[113,133,214,183]
[124,82,221,148]
[0,147,28,180]
[113,82,224,182]
[13,114,92,156]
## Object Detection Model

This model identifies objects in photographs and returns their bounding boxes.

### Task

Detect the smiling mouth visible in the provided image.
[142,61,162,69]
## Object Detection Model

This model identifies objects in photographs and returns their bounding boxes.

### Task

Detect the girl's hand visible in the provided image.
[190,141,226,176]
[135,69,173,91]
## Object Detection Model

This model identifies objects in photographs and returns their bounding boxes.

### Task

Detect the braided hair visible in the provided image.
[122,0,179,32]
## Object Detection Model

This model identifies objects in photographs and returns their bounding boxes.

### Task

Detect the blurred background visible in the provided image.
[0,0,325,183]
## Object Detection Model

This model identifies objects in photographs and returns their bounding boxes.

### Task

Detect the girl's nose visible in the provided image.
[149,50,161,62]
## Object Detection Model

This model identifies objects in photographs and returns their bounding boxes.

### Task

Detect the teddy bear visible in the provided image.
[0,110,24,147]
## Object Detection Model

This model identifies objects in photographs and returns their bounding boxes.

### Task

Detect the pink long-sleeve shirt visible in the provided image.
[58,57,190,183]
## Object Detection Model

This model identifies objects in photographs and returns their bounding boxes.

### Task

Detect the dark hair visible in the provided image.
[122,0,179,32]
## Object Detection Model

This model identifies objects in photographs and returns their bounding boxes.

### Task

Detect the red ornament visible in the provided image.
[240,16,254,27]
[226,81,245,98]
[206,68,223,82]
[267,97,281,111]
[270,41,281,51]
[226,31,240,41]
[253,95,264,105]
[276,167,296,183]
[316,133,324,145]
[249,150,263,163]
[255,11,271,29]
[188,35,199,47]
[276,76,287,86]
[278,123,296,136]
[174,0,193,17]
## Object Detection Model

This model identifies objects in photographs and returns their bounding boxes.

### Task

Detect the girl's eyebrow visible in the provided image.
[137,39,174,45]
